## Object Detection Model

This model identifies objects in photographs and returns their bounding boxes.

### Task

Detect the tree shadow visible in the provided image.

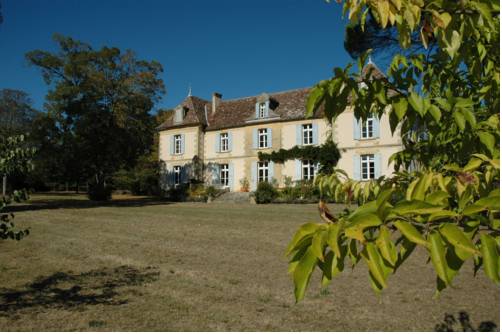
[8,194,172,212]
[435,311,498,332]
[0,265,160,316]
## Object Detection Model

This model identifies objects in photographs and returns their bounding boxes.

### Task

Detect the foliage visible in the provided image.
[254,182,279,204]
[239,177,250,192]
[26,34,165,200]
[87,181,112,201]
[0,135,35,240]
[258,140,341,174]
[279,179,320,203]
[0,89,39,138]
[289,0,500,301]
[112,155,160,196]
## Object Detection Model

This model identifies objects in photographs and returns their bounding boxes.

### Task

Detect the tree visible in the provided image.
[26,34,166,200]
[0,89,38,138]
[288,0,499,301]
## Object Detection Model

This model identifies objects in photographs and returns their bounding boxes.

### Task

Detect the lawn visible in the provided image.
[0,193,498,331]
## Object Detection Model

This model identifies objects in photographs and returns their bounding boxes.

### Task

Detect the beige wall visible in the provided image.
[159,126,201,163]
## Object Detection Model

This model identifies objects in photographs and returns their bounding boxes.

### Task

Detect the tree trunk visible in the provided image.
[2,174,6,197]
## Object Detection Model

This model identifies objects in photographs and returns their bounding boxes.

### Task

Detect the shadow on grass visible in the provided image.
[0,265,160,316]
[9,193,172,212]
[435,311,498,332]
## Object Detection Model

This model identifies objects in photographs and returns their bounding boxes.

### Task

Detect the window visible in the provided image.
[258,103,267,118]
[173,166,181,185]
[361,154,375,180]
[174,134,182,154]
[302,160,315,181]
[220,133,229,152]
[258,161,269,183]
[302,124,313,145]
[361,118,374,139]
[258,128,268,148]
[220,164,229,187]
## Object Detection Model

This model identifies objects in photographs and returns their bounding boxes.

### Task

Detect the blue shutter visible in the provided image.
[296,124,302,146]
[312,123,319,145]
[169,136,174,155]
[268,161,274,182]
[181,166,187,183]
[251,162,257,190]
[353,116,361,140]
[252,129,258,149]
[267,128,272,148]
[295,159,302,181]
[255,103,259,118]
[374,117,380,138]
[353,154,361,180]
[229,163,234,190]
[265,100,270,117]
[228,132,233,151]
[180,134,185,154]
[374,153,381,178]
[212,164,221,185]
[215,133,220,153]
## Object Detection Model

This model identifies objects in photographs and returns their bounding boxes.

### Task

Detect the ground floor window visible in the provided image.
[220,164,229,187]
[361,154,375,180]
[173,166,181,185]
[302,160,315,180]
[258,161,269,183]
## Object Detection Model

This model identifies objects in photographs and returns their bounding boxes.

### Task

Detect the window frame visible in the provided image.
[360,154,375,180]
[258,103,267,118]
[174,134,182,154]
[220,133,229,152]
[258,161,269,183]
[220,163,229,187]
[302,124,313,145]
[258,128,268,148]
[302,160,315,181]
[173,165,181,185]
[361,118,374,139]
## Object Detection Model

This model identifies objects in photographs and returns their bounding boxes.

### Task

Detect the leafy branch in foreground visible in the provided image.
[288,0,499,301]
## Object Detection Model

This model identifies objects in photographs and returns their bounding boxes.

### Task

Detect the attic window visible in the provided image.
[258,103,267,118]
[174,107,188,124]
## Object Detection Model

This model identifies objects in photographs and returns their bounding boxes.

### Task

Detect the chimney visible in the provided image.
[212,92,222,114]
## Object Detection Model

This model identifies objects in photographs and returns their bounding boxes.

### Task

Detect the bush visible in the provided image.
[88,182,112,201]
[254,182,278,204]
[277,179,319,203]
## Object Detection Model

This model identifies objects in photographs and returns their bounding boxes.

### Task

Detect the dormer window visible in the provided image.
[258,103,267,118]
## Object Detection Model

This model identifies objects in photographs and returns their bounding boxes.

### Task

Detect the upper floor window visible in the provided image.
[361,154,375,180]
[220,164,229,187]
[302,160,315,181]
[361,118,374,139]
[174,134,182,154]
[258,128,268,148]
[220,133,229,152]
[258,161,269,183]
[258,103,267,118]
[302,124,313,145]
[173,166,181,185]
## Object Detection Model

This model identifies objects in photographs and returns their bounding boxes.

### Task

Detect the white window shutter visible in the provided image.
[215,134,220,153]
[265,100,270,117]
[296,124,302,146]
[374,153,382,178]
[267,128,272,148]
[353,116,361,140]
[169,136,174,155]
[180,134,185,154]
[295,159,302,181]
[353,155,361,180]
[374,117,380,138]
[228,132,233,151]
[268,161,274,182]
[251,162,257,190]
[229,163,234,190]
[212,164,221,185]
[312,123,319,145]
[252,129,258,149]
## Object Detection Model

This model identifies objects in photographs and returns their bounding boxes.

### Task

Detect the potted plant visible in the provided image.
[239,177,250,192]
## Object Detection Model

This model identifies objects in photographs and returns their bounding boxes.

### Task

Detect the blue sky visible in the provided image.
[0,0,355,111]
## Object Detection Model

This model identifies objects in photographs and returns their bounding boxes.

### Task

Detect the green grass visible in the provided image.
[0,193,498,331]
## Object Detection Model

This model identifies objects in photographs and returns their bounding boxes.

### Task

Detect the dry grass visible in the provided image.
[0,193,498,331]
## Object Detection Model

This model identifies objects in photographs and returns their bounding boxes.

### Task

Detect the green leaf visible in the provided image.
[393,220,429,248]
[408,92,426,116]
[392,200,445,215]
[376,225,398,266]
[425,191,450,206]
[462,109,476,128]
[428,104,441,123]
[293,246,318,302]
[428,210,458,222]
[480,234,500,284]
[453,110,465,131]
[311,230,328,261]
[344,213,382,241]
[286,223,321,256]
[327,222,344,258]
[444,30,461,59]
[429,232,451,286]
[392,98,408,121]
[463,157,483,172]
[306,86,325,117]
[410,173,433,201]
[479,131,495,156]
[362,242,388,289]
[439,224,478,260]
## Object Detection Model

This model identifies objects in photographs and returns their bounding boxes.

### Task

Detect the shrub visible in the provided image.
[239,177,250,192]
[88,182,112,201]
[254,182,278,204]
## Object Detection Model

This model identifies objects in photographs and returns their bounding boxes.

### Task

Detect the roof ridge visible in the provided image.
[220,87,311,103]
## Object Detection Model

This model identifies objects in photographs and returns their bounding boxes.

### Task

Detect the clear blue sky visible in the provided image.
[0,0,355,112]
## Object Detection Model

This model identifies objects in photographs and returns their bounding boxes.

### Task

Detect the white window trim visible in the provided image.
[258,103,267,118]
[258,161,269,183]
[220,163,229,187]
[174,134,182,155]
[361,118,374,139]
[360,154,375,181]
[302,124,313,145]
[302,160,315,181]
[173,166,181,185]
[258,128,268,148]
[220,133,229,152]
